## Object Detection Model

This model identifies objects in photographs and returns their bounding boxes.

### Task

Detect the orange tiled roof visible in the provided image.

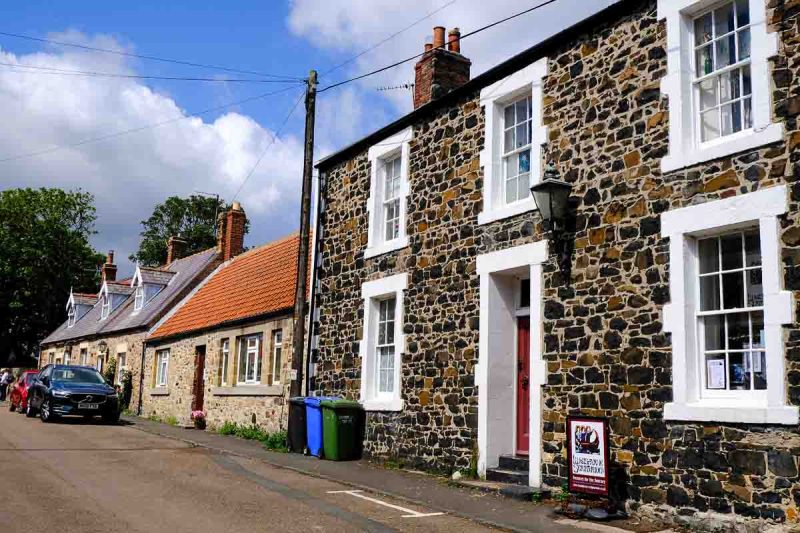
[150,233,301,339]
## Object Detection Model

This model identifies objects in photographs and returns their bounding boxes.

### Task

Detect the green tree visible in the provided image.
[130,195,244,267]
[0,188,103,365]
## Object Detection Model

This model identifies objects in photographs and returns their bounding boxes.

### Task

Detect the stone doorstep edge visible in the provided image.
[449,479,552,502]
[123,417,566,533]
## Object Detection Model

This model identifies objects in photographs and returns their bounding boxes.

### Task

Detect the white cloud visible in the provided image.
[0,31,305,276]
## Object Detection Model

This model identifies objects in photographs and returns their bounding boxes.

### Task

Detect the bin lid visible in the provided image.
[304,396,340,407]
[289,396,306,405]
[320,399,363,410]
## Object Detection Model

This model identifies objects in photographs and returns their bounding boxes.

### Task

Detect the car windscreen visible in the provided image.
[24,374,37,385]
[52,368,106,384]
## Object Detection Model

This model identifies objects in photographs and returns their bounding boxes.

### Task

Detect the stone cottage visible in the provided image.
[141,233,302,431]
[309,0,800,527]
[39,203,249,407]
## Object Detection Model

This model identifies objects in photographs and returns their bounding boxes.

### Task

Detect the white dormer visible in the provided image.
[98,281,134,321]
[66,290,96,328]
[130,265,175,313]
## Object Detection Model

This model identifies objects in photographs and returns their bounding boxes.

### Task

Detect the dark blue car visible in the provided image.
[26,364,120,424]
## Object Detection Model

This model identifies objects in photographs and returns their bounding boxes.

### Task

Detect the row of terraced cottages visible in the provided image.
[305,0,800,528]
[40,203,303,431]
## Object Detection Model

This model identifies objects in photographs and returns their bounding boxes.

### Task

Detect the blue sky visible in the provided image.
[0,0,617,277]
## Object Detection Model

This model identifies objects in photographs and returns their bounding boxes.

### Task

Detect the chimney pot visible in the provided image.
[448,28,461,54]
[424,42,433,53]
[101,250,117,283]
[433,26,445,48]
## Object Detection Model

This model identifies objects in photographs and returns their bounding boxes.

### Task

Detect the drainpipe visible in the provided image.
[136,341,147,415]
[304,170,325,396]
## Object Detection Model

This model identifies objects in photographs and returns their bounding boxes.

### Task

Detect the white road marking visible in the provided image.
[326,489,444,518]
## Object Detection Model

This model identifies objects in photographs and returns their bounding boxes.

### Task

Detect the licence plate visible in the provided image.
[79,403,99,410]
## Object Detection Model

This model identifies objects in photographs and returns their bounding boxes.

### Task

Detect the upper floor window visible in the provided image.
[100,295,110,320]
[133,285,145,312]
[694,1,752,142]
[67,305,76,328]
[478,59,547,225]
[237,335,262,385]
[271,330,283,386]
[365,127,412,259]
[502,96,533,205]
[658,0,783,172]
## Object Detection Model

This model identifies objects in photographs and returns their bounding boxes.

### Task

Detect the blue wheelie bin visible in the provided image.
[305,396,339,457]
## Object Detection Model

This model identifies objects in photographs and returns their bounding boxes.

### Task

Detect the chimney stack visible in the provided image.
[101,250,117,283]
[166,236,187,264]
[414,26,471,109]
[221,202,246,261]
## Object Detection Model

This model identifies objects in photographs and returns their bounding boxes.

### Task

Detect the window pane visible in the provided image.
[741,66,752,95]
[727,312,750,350]
[721,101,742,136]
[504,104,515,127]
[716,34,736,69]
[728,352,750,390]
[753,351,767,389]
[706,354,726,389]
[696,44,714,77]
[504,128,514,154]
[738,30,751,60]
[700,275,721,311]
[704,314,725,351]
[744,231,760,266]
[736,0,750,27]
[701,108,720,141]
[518,149,531,173]
[745,268,763,307]
[743,97,752,128]
[699,78,718,110]
[720,70,741,103]
[505,176,518,204]
[515,123,529,148]
[699,238,720,274]
[722,271,745,308]
[751,311,765,347]
[721,234,743,270]
[715,3,735,36]
[517,172,530,202]
[392,157,402,178]
[515,98,528,123]
[695,12,713,45]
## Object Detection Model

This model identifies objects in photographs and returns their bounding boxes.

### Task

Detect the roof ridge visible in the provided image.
[164,246,217,269]
[225,231,300,263]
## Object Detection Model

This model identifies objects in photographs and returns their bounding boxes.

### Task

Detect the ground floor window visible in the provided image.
[155,349,169,387]
[237,335,262,385]
[271,330,283,386]
[80,348,88,366]
[219,339,230,386]
[117,352,126,385]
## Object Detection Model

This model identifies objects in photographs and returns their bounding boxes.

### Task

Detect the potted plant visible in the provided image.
[190,410,206,430]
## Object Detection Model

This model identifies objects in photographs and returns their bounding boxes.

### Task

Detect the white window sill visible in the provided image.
[211,385,282,397]
[665,401,798,425]
[661,123,784,173]
[361,397,404,412]
[364,236,408,260]
[149,387,169,396]
[478,198,536,225]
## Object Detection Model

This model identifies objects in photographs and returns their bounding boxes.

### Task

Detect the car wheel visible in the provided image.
[25,401,36,418]
[40,399,57,423]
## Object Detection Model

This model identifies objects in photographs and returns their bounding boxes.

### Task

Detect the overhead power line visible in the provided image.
[0,84,304,163]
[321,0,456,78]
[0,30,304,81]
[232,90,306,201]
[319,0,559,93]
[0,61,305,83]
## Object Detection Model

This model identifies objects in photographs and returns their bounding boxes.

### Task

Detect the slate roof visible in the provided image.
[72,294,98,306]
[106,281,134,295]
[139,267,175,285]
[149,233,300,341]
[41,248,219,346]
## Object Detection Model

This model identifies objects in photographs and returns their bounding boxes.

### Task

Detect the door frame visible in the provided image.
[477,240,547,487]
[191,345,206,412]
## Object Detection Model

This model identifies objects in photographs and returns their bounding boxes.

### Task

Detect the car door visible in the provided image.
[31,366,50,408]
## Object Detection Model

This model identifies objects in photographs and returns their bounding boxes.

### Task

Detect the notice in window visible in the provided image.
[707,359,726,389]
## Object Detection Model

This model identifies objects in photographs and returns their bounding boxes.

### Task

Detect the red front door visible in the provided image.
[516,317,530,455]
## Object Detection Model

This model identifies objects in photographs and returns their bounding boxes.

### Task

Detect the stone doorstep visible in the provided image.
[451,478,552,502]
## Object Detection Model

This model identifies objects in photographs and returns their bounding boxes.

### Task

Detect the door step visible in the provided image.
[486,467,528,485]
[498,454,529,471]
[451,479,551,502]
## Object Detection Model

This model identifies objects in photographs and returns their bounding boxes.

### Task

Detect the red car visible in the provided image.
[9,371,38,413]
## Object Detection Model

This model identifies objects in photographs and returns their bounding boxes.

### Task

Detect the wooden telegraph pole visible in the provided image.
[291,70,317,398]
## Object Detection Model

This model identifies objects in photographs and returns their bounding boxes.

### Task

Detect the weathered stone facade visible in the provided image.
[142,315,294,431]
[313,0,800,527]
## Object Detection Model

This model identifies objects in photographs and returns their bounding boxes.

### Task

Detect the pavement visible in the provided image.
[0,404,645,532]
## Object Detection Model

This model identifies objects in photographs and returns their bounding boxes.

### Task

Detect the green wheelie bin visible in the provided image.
[320,399,364,461]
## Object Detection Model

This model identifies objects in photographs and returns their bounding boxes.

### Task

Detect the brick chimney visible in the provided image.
[166,236,187,264]
[414,26,471,109]
[101,250,117,283]
[221,202,246,261]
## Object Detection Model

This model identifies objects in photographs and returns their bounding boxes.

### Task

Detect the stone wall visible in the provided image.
[141,315,293,431]
[313,0,800,527]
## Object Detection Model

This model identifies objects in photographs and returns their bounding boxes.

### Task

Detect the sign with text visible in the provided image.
[567,416,610,496]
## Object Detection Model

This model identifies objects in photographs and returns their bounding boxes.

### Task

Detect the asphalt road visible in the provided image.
[0,406,497,533]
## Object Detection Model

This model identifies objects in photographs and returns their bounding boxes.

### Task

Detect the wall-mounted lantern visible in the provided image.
[530,162,574,277]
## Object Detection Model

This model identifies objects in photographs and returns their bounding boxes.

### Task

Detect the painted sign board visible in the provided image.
[566,416,610,496]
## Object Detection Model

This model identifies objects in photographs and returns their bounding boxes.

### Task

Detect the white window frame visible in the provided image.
[271,330,283,386]
[63,351,71,365]
[359,274,407,411]
[116,352,126,385]
[365,127,412,259]
[80,348,88,366]
[100,294,110,320]
[478,58,548,225]
[133,285,145,312]
[220,339,230,386]
[67,305,76,328]
[659,0,783,173]
[237,335,262,386]
[662,185,797,424]
[155,349,169,388]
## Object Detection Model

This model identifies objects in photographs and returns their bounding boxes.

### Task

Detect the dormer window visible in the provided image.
[100,295,110,320]
[67,305,76,328]
[134,285,145,312]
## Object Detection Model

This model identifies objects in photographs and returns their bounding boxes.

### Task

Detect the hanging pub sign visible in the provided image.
[566,416,610,497]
